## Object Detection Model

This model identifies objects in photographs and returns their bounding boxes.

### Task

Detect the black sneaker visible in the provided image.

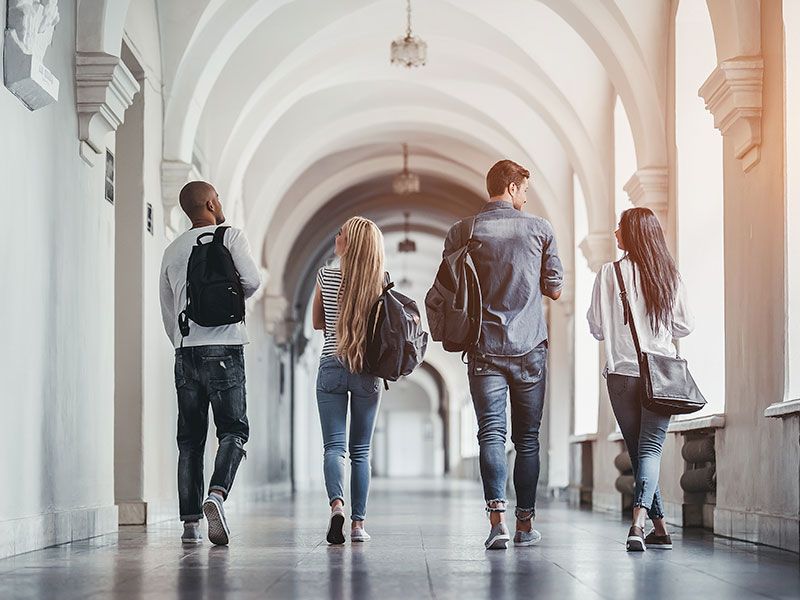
[626,525,646,552]
[326,508,346,545]
[645,530,673,549]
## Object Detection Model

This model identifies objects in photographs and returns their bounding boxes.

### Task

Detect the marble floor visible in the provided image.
[2,479,798,599]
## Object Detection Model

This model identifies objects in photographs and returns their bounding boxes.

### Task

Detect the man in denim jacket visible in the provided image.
[442,160,563,549]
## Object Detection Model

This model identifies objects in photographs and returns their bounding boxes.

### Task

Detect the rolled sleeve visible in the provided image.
[587,268,605,340]
[671,278,695,338]
[539,224,564,297]
[159,256,175,344]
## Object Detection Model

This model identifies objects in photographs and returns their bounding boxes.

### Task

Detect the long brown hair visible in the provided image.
[336,217,385,372]
[619,207,679,332]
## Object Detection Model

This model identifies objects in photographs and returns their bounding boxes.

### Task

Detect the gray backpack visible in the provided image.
[424,217,483,353]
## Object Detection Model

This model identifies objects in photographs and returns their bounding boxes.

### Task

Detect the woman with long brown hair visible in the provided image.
[312,216,385,544]
[587,207,694,552]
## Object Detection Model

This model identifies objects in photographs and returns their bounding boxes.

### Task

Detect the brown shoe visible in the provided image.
[645,530,672,549]
[626,525,646,552]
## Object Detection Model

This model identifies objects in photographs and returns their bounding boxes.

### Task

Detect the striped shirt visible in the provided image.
[317,267,343,359]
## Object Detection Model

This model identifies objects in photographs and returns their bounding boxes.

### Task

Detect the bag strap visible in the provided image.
[613,260,643,363]
[459,216,477,248]
[213,225,230,244]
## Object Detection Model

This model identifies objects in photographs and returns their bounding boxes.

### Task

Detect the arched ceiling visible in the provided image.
[149,0,671,309]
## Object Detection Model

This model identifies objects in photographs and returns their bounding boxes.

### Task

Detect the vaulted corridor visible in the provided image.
[1,1,800,597]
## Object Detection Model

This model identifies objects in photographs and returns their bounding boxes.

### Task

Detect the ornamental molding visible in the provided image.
[3,0,60,110]
[76,52,139,165]
[579,232,616,273]
[264,294,292,344]
[699,57,764,173]
[161,160,197,236]
[623,167,669,225]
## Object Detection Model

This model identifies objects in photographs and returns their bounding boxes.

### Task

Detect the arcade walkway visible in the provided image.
[2,480,798,600]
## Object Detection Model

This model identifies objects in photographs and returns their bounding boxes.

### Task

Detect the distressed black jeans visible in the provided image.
[607,373,670,520]
[174,345,249,521]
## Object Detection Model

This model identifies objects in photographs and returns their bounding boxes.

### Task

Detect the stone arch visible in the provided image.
[76,0,131,55]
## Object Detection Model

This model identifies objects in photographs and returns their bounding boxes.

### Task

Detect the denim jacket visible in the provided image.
[443,201,563,357]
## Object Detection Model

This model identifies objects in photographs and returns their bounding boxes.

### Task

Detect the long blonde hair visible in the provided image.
[336,217,385,372]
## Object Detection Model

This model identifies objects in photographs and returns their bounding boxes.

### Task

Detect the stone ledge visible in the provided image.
[668,414,725,433]
[764,398,800,418]
[568,433,597,444]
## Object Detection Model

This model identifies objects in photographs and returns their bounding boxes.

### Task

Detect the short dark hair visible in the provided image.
[486,160,530,197]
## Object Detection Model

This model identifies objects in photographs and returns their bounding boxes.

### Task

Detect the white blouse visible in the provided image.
[587,257,694,377]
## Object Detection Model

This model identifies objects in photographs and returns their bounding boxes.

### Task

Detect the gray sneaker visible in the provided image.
[202,494,230,546]
[181,522,203,544]
[513,528,542,546]
[484,522,510,550]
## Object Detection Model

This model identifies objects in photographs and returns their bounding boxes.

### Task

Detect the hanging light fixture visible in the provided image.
[392,143,420,196]
[390,0,427,68]
[398,211,416,253]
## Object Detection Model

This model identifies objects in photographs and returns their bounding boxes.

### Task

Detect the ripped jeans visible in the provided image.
[607,373,670,520]
[467,343,548,516]
[174,346,249,521]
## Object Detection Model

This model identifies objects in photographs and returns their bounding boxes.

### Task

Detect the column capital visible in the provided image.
[76,52,139,165]
[623,167,669,226]
[699,57,764,172]
[161,160,196,236]
[264,294,293,345]
[579,233,616,273]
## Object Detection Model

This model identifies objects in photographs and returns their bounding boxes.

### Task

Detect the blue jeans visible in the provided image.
[467,342,547,514]
[607,374,670,520]
[174,346,249,521]
[316,356,382,521]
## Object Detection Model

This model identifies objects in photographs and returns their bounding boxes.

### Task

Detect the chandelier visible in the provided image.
[398,211,417,253]
[390,0,427,68]
[392,143,420,195]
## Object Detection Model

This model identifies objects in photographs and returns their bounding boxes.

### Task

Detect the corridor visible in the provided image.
[2,480,798,600]
[2,0,800,592]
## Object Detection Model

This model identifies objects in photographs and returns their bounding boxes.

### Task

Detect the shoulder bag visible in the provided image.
[613,260,706,416]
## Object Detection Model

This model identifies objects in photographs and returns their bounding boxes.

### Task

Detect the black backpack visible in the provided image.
[178,226,245,337]
[424,217,483,353]
[365,278,429,388]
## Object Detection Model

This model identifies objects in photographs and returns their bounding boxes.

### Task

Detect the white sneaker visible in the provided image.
[351,526,371,542]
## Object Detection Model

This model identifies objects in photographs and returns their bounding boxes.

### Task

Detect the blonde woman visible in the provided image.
[312,216,385,544]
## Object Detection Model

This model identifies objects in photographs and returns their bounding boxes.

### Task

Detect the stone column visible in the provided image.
[546,282,574,494]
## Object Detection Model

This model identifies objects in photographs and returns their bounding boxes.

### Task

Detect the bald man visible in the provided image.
[159,181,261,545]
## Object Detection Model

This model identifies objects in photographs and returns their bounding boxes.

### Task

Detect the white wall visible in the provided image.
[675,0,725,416]
[783,1,800,403]
[0,0,117,557]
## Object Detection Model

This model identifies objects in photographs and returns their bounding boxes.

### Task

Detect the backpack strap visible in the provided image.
[213,225,230,244]
[459,216,477,248]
